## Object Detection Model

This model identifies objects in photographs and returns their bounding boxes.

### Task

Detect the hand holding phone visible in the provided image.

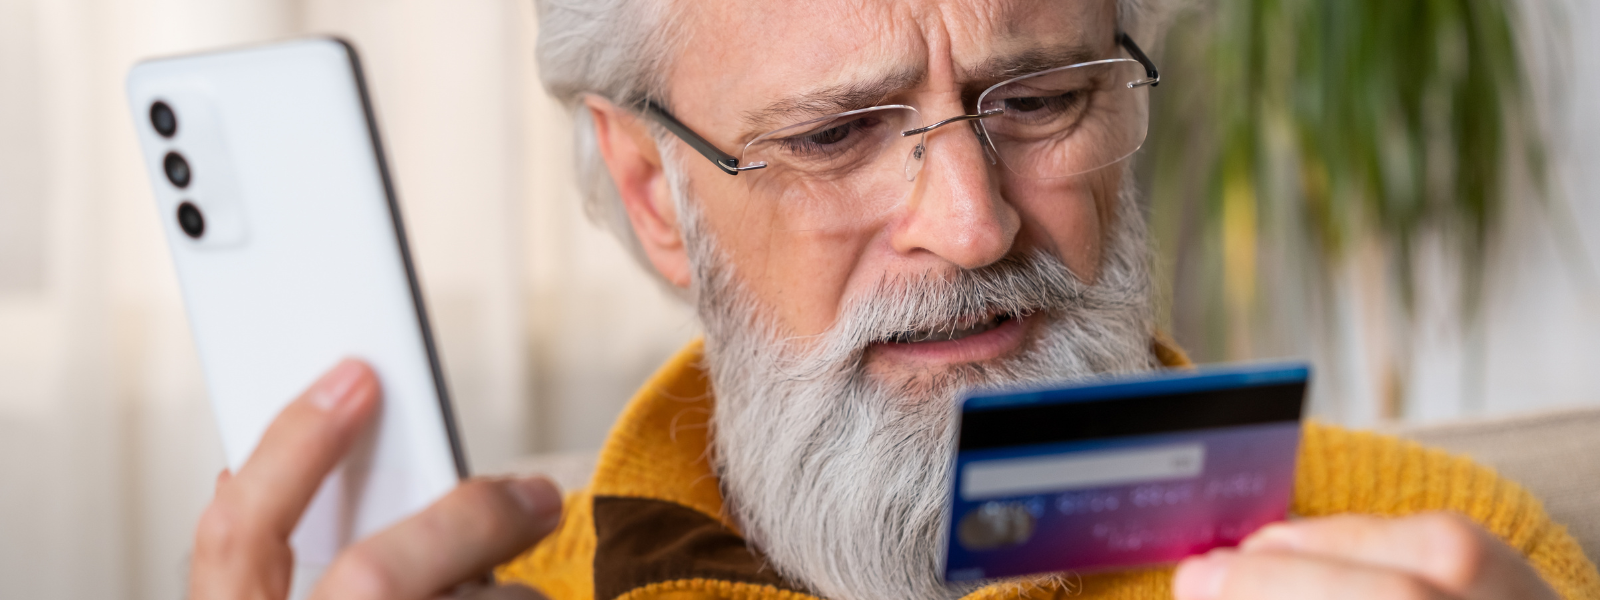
[187,359,558,600]
[125,37,529,594]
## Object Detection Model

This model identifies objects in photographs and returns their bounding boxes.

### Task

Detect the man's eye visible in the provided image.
[1004,90,1086,115]
[776,116,881,157]
[807,123,854,145]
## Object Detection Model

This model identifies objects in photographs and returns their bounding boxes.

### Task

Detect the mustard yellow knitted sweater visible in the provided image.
[499,339,1600,599]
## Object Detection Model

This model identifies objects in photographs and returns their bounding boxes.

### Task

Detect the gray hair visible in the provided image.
[532,0,1171,282]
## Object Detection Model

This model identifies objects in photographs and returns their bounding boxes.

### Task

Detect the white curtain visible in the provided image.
[1,0,1597,599]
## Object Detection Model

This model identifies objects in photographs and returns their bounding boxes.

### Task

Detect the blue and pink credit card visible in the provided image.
[942,363,1309,582]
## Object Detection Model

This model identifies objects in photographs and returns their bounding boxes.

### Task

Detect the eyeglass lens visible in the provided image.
[738,106,927,231]
[976,59,1149,179]
[734,59,1149,231]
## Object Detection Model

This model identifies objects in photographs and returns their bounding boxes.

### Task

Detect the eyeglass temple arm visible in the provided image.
[1117,32,1161,87]
[641,100,766,175]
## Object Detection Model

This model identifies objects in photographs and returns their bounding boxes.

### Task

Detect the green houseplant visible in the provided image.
[1144,0,1553,418]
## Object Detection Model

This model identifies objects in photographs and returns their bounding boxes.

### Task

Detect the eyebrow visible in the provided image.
[737,42,1103,139]
[970,42,1101,83]
[738,68,924,139]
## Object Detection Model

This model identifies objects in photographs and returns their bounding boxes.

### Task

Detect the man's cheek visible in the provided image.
[1006,176,1106,281]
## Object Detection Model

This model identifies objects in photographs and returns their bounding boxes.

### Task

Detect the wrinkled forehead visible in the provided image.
[665,0,1119,141]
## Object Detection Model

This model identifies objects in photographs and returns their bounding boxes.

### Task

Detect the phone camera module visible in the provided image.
[164,151,191,188]
[149,101,177,138]
[176,202,205,239]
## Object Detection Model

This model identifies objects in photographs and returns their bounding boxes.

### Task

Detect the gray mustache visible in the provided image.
[843,251,1090,346]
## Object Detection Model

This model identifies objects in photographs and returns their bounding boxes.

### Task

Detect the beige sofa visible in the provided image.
[496,406,1600,562]
[1391,407,1600,561]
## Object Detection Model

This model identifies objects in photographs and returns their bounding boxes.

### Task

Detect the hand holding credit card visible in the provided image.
[942,363,1309,582]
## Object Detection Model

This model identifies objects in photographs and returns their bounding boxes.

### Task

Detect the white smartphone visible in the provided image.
[125,38,466,587]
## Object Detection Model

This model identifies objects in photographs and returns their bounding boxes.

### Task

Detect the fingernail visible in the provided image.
[508,477,562,529]
[1173,553,1230,600]
[310,359,368,412]
[1241,523,1299,551]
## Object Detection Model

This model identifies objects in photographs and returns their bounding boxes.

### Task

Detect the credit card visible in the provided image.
[941,363,1309,582]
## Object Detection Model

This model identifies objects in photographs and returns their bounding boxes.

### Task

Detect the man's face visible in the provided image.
[662,0,1123,388]
[592,1,1151,597]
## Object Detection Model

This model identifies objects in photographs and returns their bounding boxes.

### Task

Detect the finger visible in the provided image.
[310,477,563,600]
[189,361,380,600]
[1238,513,1554,598]
[1173,549,1458,600]
[226,358,381,538]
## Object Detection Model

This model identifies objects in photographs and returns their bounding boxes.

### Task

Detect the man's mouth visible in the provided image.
[884,311,1017,344]
[868,310,1034,371]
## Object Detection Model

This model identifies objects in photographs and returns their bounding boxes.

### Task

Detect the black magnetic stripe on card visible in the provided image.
[958,382,1305,451]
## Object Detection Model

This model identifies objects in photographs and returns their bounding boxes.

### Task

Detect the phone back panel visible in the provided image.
[125,38,463,567]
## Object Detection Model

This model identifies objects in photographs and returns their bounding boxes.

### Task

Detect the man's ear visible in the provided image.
[585,96,692,289]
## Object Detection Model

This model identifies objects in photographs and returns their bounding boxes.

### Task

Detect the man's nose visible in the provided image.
[890,119,1020,270]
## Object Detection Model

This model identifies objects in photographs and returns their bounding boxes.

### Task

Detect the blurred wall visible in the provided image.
[1471,0,1600,418]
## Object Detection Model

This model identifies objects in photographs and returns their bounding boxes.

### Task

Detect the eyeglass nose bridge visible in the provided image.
[899,109,1004,178]
[900,108,1003,137]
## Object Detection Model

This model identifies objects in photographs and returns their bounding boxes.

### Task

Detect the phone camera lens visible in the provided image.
[164,151,191,188]
[176,202,205,239]
[150,101,177,138]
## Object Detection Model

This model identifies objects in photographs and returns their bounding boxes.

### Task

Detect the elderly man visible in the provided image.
[187,0,1600,598]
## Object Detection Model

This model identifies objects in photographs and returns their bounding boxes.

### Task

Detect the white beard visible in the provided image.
[678,175,1158,600]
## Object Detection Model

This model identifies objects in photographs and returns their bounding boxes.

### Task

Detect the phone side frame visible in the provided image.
[334,37,470,480]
